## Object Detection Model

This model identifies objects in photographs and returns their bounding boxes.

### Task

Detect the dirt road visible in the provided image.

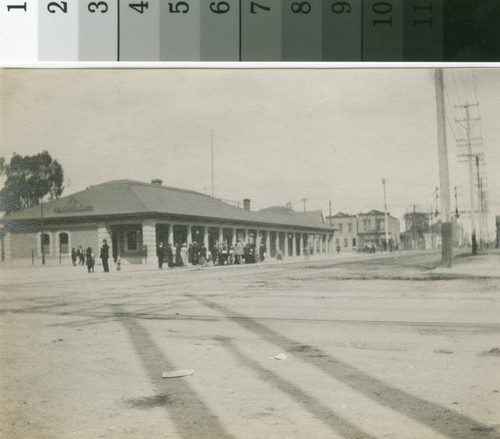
[1,252,499,439]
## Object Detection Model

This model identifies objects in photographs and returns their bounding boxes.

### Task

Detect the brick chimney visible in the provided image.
[243,198,251,210]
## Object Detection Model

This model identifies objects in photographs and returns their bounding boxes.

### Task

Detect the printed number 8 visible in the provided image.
[88,1,108,13]
[291,1,311,14]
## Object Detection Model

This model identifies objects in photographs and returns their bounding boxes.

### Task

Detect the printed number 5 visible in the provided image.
[47,1,67,13]
[168,1,189,13]
[88,1,108,13]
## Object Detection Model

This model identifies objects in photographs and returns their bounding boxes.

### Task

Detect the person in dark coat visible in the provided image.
[71,248,77,266]
[77,246,85,265]
[100,239,110,272]
[175,243,183,266]
[166,244,174,268]
[85,247,95,273]
[157,242,165,269]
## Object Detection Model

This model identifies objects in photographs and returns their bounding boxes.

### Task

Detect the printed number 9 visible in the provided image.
[291,1,311,14]
[210,1,230,13]
[88,1,108,13]
[331,1,351,13]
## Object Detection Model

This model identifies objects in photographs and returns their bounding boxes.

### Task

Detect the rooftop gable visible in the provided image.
[3,180,333,231]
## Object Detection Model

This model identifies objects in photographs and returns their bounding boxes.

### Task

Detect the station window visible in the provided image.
[127,231,138,250]
[41,233,50,255]
[59,232,69,254]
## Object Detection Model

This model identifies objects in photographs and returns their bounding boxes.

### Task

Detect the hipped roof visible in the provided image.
[3,180,333,231]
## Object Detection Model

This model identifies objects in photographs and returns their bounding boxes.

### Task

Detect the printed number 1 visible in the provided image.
[7,2,27,11]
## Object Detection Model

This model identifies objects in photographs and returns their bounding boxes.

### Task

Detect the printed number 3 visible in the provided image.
[88,1,108,13]
[47,1,67,13]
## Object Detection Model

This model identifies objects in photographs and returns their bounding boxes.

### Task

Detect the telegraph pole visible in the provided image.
[211,130,214,198]
[434,69,452,267]
[382,178,389,251]
[475,155,483,246]
[40,197,45,265]
[455,101,479,254]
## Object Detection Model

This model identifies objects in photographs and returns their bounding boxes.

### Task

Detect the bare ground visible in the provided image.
[1,251,499,439]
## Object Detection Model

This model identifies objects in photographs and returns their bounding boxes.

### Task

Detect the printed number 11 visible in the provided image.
[7,2,27,11]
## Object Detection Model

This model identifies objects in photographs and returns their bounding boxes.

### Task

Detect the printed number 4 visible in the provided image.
[47,1,67,13]
[129,1,148,14]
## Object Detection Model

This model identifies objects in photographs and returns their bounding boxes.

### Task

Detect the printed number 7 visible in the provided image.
[250,1,270,14]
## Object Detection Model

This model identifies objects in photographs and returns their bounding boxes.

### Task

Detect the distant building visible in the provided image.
[356,210,400,250]
[1,179,335,265]
[325,210,400,251]
[401,209,429,250]
[326,212,358,251]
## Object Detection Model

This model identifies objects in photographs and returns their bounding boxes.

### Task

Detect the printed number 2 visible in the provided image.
[129,1,148,14]
[47,1,67,13]
[88,1,108,13]
[7,2,27,11]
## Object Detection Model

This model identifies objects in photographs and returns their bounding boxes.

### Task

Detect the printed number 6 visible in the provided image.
[47,1,67,13]
[88,1,108,12]
[210,1,230,13]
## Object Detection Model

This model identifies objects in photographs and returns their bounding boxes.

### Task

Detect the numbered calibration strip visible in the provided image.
[1,0,499,62]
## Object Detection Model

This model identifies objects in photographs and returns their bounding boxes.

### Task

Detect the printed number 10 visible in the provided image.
[372,1,392,26]
[7,2,27,11]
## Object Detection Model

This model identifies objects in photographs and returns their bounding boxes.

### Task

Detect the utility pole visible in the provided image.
[382,178,389,251]
[455,101,479,254]
[434,187,439,217]
[211,130,214,198]
[40,197,45,265]
[434,68,452,267]
[475,155,483,246]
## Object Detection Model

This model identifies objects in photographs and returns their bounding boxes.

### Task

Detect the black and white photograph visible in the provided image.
[0,67,499,438]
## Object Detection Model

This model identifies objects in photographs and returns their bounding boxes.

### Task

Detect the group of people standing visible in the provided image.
[156,240,267,269]
[71,240,110,273]
[156,241,208,269]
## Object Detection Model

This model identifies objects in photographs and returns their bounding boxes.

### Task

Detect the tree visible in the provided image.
[0,151,64,214]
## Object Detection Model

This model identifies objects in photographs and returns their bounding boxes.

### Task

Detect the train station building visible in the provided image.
[1,179,335,265]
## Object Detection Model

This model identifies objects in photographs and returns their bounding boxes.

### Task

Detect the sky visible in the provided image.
[1,67,499,235]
